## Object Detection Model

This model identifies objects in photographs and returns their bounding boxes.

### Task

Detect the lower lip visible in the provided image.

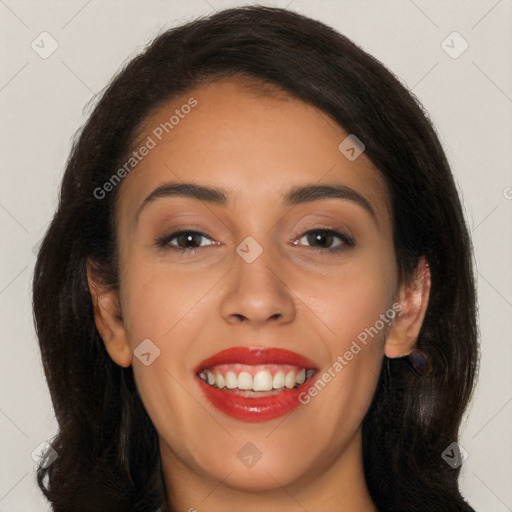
[196,375,316,422]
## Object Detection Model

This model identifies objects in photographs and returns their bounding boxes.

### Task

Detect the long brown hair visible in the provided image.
[33,6,478,511]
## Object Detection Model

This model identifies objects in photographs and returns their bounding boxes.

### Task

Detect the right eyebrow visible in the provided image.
[135,182,229,224]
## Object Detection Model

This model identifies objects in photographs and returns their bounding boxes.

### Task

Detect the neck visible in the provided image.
[159,428,378,512]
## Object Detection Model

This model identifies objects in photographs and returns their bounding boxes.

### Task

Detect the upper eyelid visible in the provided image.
[158,217,352,235]
[161,225,349,238]
[158,225,354,248]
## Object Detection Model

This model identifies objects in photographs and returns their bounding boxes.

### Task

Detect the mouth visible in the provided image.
[194,346,319,422]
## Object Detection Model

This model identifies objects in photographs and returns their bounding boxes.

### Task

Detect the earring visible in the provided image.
[405,348,432,376]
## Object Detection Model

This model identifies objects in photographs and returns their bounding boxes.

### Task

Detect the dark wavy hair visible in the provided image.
[32,5,479,511]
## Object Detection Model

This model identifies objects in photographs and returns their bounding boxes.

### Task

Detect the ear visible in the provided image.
[86,259,132,367]
[384,256,431,359]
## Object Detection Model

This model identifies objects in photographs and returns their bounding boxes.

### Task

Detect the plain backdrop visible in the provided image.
[1,1,511,510]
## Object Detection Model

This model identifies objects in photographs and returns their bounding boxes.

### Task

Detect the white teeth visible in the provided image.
[272,371,285,389]
[238,371,253,390]
[199,366,316,391]
[215,372,225,389]
[225,371,238,389]
[253,370,273,391]
[284,370,295,389]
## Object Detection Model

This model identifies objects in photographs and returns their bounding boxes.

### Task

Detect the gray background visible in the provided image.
[1,1,511,510]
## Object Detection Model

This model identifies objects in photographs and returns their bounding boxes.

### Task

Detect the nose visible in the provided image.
[219,241,296,328]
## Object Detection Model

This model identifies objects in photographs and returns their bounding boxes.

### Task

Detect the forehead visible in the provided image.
[116,78,391,230]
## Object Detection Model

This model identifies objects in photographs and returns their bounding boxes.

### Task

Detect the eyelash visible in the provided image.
[295,224,355,253]
[154,225,355,255]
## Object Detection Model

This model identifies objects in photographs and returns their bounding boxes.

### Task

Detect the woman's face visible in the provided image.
[111,78,399,491]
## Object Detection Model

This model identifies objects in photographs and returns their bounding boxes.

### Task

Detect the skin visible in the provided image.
[88,77,430,512]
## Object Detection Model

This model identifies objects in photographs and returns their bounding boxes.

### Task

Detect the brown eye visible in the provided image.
[155,230,216,253]
[295,228,355,253]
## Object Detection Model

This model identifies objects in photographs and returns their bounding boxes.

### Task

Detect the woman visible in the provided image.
[32,6,478,511]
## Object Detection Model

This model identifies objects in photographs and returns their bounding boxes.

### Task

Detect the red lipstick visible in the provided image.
[194,346,318,422]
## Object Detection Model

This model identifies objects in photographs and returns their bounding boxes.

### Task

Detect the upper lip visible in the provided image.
[194,345,319,373]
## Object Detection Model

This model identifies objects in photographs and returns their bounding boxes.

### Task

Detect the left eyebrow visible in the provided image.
[282,183,377,223]
[134,181,377,225]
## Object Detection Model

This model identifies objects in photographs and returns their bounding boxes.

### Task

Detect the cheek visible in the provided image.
[118,253,227,427]
[120,260,220,471]
[300,246,395,415]
[306,247,396,350]
[129,357,221,482]
[120,255,218,344]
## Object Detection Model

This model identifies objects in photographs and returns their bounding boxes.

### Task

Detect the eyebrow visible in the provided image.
[134,182,377,224]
